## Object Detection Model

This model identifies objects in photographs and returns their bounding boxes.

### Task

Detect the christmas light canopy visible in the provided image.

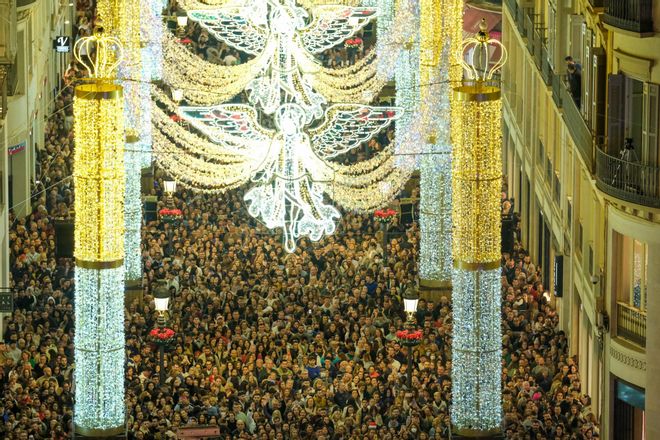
[160,0,411,252]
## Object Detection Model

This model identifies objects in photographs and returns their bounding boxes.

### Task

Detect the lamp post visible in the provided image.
[161,179,179,257]
[171,88,183,104]
[163,179,176,207]
[402,288,419,389]
[153,284,170,387]
[176,13,188,39]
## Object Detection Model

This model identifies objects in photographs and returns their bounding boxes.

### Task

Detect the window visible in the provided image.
[632,239,648,310]
[612,231,648,347]
[614,232,648,311]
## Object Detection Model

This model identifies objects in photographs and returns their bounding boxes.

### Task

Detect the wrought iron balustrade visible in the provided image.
[604,0,654,34]
[616,301,646,347]
[595,146,660,207]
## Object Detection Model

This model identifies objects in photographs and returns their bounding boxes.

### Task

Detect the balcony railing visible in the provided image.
[604,0,654,34]
[561,85,594,170]
[616,302,646,347]
[595,146,660,207]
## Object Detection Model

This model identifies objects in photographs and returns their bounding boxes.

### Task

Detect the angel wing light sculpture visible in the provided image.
[157,0,409,252]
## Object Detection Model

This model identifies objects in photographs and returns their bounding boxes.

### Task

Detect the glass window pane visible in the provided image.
[632,239,644,309]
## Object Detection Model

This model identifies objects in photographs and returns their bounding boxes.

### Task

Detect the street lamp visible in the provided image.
[171,89,183,103]
[161,179,178,256]
[401,287,419,389]
[163,179,176,209]
[176,13,188,38]
[403,288,419,323]
[163,179,176,197]
[153,284,170,386]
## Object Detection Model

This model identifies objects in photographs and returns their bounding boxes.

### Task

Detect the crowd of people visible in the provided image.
[0,3,600,440]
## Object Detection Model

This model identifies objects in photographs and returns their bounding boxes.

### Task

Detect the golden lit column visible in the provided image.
[418,0,462,296]
[450,21,507,434]
[73,34,126,436]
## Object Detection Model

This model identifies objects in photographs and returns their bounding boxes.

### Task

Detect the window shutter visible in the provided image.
[607,74,626,156]
[591,48,607,142]
[568,15,585,66]
[642,83,659,167]
[582,28,593,120]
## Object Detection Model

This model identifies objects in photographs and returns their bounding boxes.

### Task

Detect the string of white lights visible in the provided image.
[374,0,419,81]
[451,268,503,429]
[162,31,271,105]
[74,266,125,432]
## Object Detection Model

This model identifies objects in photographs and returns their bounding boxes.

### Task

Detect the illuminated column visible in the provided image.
[119,0,146,282]
[450,22,507,434]
[73,34,126,436]
[418,0,462,295]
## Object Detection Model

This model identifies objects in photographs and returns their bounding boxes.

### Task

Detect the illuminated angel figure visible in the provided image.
[168,0,401,252]
[179,102,399,253]
[187,0,376,121]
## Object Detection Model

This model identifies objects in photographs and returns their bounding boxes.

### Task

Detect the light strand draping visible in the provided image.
[162,32,270,105]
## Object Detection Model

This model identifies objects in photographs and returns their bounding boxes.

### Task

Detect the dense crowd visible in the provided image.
[0,4,600,440]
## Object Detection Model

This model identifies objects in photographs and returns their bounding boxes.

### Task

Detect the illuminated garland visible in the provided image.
[295,46,387,103]
[162,31,271,105]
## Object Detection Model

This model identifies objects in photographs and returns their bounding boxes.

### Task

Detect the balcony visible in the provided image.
[604,0,654,35]
[595,146,660,207]
[561,85,594,171]
[616,302,646,347]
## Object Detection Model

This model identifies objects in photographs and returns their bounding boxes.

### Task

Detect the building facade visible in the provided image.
[502,0,659,438]
[0,0,74,334]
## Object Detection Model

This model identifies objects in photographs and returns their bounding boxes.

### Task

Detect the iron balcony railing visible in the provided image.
[616,301,646,347]
[604,0,654,34]
[561,85,594,170]
[595,146,660,207]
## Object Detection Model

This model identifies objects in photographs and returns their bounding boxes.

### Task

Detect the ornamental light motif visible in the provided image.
[72,29,126,435]
[165,0,405,252]
[450,19,507,433]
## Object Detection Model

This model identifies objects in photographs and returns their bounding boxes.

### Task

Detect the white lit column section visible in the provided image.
[120,0,146,281]
[418,0,462,289]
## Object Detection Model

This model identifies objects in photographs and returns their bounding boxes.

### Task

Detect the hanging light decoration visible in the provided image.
[72,29,126,435]
[157,1,412,252]
[118,0,146,282]
[450,18,507,434]
[416,0,462,291]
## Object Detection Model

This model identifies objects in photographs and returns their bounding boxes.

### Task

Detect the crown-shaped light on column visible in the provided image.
[459,19,508,82]
[74,24,124,80]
